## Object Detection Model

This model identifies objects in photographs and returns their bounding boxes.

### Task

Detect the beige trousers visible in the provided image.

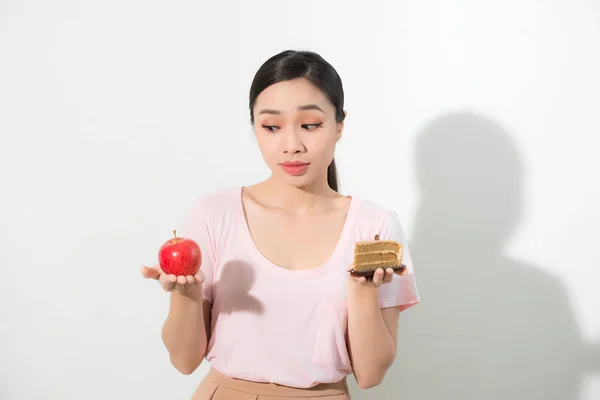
[191,368,351,400]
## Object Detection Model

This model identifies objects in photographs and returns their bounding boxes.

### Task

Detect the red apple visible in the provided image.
[158,230,202,276]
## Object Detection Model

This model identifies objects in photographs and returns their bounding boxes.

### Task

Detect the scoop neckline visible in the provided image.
[235,186,358,279]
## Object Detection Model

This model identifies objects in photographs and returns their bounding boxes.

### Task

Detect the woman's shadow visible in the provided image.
[213,260,264,315]
[348,111,599,399]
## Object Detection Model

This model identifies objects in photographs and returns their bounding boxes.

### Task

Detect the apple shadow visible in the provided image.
[347,111,599,399]
[211,260,264,315]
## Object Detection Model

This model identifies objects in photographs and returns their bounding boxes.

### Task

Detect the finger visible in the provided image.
[141,266,160,280]
[186,275,195,285]
[164,273,177,284]
[373,268,384,286]
[160,276,175,292]
[195,272,205,284]
[177,275,187,285]
[383,268,394,284]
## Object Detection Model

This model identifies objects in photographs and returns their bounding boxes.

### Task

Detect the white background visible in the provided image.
[1,1,599,399]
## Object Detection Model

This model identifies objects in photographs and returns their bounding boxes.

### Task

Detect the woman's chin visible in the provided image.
[272,172,315,188]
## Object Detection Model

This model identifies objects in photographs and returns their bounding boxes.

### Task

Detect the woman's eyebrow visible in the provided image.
[258,104,325,115]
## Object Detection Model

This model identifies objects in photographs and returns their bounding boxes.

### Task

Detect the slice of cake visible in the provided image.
[350,234,406,276]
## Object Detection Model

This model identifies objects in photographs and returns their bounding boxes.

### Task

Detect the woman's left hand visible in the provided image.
[349,267,407,287]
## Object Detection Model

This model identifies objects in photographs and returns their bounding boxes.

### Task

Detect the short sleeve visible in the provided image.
[376,212,420,311]
[178,198,217,304]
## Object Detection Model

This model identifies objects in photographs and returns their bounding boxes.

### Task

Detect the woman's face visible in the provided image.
[252,78,344,189]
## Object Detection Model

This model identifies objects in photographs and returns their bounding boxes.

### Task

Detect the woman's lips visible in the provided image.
[280,161,309,176]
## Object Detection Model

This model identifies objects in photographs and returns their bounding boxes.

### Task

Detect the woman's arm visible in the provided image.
[347,274,401,389]
[160,198,217,374]
[161,287,212,375]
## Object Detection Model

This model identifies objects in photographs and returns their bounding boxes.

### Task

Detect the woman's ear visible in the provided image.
[336,111,347,141]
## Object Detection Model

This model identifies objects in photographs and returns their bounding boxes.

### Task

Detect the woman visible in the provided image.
[141,49,420,400]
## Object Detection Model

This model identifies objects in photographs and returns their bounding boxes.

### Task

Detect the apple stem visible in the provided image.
[173,229,177,239]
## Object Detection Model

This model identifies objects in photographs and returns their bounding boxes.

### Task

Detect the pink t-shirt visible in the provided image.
[179,187,419,388]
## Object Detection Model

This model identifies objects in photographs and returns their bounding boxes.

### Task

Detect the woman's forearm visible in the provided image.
[162,290,207,374]
[347,281,396,388]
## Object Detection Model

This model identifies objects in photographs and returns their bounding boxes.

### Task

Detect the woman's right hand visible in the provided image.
[141,264,205,296]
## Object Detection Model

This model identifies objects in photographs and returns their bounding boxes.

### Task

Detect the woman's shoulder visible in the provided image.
[195,186,240,205]
[351,195,397,221]
[350,195,407,241]
[187,186,241,220]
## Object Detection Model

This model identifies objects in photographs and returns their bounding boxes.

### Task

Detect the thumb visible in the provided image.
[141,265,160,280]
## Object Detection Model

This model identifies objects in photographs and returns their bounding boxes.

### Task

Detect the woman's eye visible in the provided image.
[261,123,322,132]
[302,123,323,130]
[262,125,279,133]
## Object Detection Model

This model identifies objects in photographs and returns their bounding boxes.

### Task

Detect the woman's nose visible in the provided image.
[282,129,305,154]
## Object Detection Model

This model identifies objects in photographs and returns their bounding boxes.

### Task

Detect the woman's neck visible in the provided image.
[253,176,340,214]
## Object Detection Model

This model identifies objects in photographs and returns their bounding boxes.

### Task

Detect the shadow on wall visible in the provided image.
[348,111,598,399]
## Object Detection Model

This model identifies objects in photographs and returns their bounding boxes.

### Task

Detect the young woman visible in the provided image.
[141,50,419,400]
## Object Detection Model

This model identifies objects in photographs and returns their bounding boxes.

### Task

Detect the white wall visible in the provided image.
[1,1,598,399]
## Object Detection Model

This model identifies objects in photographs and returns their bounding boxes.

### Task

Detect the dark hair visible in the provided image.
[249,50,345,192]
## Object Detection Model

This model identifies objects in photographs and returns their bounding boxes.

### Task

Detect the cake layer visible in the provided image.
[354,251,398,264]
[352,259,402,271]
[354,240,400,253]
